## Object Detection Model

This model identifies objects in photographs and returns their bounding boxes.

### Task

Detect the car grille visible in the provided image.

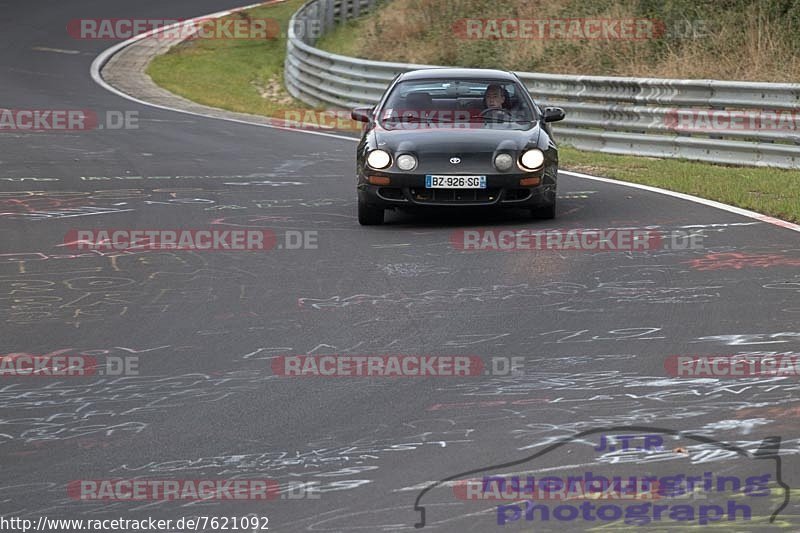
[409,187,500,204]
[377,187,405,201]
[503,188,533,201]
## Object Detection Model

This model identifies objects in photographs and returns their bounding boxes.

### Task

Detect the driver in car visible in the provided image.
[483,83,508,111]
[480,83,516,123]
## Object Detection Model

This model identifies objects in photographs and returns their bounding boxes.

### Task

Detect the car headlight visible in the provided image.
[396,154,417,171]
[494,153,514,171]
[519,149,545,171]
[367,149,391,169]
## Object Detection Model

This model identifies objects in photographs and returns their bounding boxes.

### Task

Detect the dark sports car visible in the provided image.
[351,68,565,225]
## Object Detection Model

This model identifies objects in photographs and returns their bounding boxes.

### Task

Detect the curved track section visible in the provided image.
[1,1,798,531]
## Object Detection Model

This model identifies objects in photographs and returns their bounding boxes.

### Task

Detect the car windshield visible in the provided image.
[378,79,537,127]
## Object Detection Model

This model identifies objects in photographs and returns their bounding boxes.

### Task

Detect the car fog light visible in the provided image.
[396,154,417,171]
[494,153,514,171]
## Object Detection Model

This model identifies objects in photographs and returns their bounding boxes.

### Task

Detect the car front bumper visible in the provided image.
[357,170,556,208]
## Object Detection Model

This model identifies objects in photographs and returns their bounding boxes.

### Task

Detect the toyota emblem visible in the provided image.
[449,157,461,164]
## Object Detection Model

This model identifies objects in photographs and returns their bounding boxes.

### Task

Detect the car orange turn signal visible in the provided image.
[367,176,391,185]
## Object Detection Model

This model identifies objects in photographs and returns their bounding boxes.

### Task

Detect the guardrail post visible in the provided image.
[325,0,335,31]
[309,2,320,43]
[708,103,725,142]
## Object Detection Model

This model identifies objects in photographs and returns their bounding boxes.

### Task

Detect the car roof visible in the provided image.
[397,68,519,82]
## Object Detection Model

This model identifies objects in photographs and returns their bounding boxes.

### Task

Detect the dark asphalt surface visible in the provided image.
[1,1,799,531]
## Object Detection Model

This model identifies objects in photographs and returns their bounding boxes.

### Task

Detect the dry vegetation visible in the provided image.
[329,0,800,81]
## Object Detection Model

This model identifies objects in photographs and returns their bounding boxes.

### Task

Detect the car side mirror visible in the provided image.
[543,107,565,123]
[351,107,374,123]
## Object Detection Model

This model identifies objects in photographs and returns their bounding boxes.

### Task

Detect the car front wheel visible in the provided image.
[358,199,384,225]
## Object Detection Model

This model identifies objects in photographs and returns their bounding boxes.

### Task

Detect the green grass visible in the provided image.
[559,146,800,222]
[147,0,310,117]
[146,1,800,224]
[314,20,363,56]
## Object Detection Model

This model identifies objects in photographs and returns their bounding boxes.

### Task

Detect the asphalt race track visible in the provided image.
[1,1,799,531]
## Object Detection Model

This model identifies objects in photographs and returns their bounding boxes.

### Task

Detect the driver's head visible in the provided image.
[484,84,506,109]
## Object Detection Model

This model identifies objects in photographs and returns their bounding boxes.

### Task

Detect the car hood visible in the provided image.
[372,123,542,154]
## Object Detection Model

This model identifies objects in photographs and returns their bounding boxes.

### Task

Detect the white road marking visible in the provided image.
[561,170,800,234]
[32,46,81,55]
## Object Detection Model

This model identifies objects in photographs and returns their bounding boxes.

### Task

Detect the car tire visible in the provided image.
[358,200,385,225]
[530,202,556,220]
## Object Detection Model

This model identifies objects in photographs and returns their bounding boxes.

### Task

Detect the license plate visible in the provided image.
[425,175,486,189]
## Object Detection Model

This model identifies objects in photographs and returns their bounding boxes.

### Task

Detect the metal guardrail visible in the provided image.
[285,0,800,168]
